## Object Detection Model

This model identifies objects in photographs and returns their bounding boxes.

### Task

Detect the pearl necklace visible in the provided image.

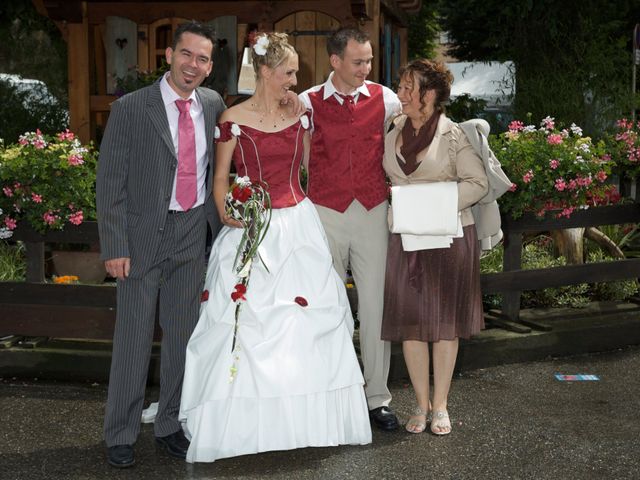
[250,102,286,128]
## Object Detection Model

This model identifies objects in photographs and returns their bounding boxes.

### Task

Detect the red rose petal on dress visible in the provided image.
[201,290,209,302]
[231,283,247,302]
[294,296,308,307]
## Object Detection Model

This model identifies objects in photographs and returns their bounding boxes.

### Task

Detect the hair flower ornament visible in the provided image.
[253,35,269,56]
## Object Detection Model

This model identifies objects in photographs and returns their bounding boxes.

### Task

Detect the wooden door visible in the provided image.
[148,17,189,70]
[275,12,341,93]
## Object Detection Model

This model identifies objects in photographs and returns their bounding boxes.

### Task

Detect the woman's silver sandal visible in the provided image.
[430,410,451,435]
[405,406,429,434]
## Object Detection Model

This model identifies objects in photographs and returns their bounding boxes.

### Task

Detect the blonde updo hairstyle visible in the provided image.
[251,32,296,79]
[399,59,454,117]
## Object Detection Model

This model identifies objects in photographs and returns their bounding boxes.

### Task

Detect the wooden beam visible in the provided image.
[481,258,640,294]
[502,204,640,232]
[380,0,409,26]
[0,283,116,307]
[86,1,352,26]
[68,15,91,143]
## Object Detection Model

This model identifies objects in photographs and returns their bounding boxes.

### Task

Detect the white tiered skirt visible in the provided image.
[179,198,371,463]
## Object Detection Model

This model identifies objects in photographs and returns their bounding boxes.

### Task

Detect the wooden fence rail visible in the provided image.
[2,202,640,339]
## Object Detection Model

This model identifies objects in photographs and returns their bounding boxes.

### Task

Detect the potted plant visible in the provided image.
[0,129,103,282]
[490,115,620,264]
[605,118,640,199]
[491,115,617,220]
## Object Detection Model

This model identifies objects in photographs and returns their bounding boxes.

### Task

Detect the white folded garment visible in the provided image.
[390,181,463,251]
[391,182,459,235]
[400,218,463,251]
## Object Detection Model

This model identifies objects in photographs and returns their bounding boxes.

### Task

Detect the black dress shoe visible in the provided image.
[155,430,190,459]
[369,406,400,431]
[107,444,135,468]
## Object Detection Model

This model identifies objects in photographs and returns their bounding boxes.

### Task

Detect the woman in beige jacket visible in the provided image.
[381,59,488,435]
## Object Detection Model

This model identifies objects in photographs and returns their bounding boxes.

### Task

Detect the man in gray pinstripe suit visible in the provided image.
[96,21,225,468]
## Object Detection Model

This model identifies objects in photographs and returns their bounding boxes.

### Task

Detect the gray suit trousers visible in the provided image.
[104,206,206,446]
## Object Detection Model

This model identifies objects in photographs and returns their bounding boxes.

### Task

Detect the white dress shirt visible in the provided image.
[160,73,208,211]
[300,72,401,132]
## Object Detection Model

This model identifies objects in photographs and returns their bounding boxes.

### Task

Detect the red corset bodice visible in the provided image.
[217,120,307,208]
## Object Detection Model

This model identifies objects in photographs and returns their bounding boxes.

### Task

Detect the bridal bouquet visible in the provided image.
[224,175,271,380]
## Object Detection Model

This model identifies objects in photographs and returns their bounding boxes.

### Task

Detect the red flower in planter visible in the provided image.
[201,290,209,302]
[294,296,308,307]
[231,283,247,302]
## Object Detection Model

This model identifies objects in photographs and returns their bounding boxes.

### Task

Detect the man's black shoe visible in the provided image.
[155,430,190,459]
[107,444,135,468]
[369,406,400,431]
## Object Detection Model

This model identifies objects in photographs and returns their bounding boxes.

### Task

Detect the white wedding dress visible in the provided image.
[178,120,371,463]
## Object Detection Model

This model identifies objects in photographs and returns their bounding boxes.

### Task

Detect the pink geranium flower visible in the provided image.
[522,170,534,184]
[43,211,59,225]
[68,154,84,166]
[508,120,524,132]
[547,134,563,145]
[3,186,13,197]
[595,170,607,182]
[549,159,559,170]
[4,217,17,230]
[68,210,84,225]
[57,129,75,141]
[555,178,567,191]
[31,193,43,203]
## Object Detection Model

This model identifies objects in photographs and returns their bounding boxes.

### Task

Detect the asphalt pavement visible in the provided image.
[1,345,639,480]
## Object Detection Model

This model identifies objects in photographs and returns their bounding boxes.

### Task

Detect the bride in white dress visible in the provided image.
[179,32,372,463]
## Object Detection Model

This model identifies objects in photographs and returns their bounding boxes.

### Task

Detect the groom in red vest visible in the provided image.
[300,28,401,431]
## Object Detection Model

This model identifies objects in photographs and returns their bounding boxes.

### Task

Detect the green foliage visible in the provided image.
[407,2,440,60]
[586,249,639,301]
[0,241,25,281]
[603,118,640,180]
[480,233,640,309]
[0,77,68,143]
[114,62,170,97]
[0,130,97,236]
[490,115,616,219]
[437,0,639,132]
[520,242,590,308]
[446,94,487,123]
[0,0,68,104]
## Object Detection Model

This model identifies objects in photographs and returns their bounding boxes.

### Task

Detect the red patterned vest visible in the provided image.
[307,83,387,212]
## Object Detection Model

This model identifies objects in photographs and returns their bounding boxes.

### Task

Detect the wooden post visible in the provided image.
[25,242,45,283]
[501,230,523,321]
[361,0,381,83]
[68,12,91,143]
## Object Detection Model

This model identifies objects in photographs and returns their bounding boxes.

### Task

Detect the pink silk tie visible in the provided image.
[175,99,197,211]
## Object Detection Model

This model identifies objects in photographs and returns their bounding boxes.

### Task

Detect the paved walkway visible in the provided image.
[1,346,639,480]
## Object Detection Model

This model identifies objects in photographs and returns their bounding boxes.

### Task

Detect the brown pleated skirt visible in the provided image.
[381,225,484,342]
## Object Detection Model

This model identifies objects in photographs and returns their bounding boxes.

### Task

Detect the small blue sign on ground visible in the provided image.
[555,374,600,381]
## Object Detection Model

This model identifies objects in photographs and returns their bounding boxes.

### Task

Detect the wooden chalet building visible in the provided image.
[32,0,422,143]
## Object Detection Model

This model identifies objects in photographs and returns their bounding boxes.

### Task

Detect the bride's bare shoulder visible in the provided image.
[219,100,253,125]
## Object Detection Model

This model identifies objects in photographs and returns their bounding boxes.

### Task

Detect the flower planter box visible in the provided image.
[50,250,106,284]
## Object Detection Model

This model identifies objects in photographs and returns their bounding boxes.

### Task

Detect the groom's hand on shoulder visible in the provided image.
[281,91,306,117]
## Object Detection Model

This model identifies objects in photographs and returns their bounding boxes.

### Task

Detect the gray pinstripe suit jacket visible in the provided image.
[96,81,225,277]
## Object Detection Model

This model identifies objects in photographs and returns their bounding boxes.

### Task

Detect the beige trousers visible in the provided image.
[315,200,392,409]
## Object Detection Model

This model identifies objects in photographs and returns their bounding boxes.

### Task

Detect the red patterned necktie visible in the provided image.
[337,93,355,113]
[175,99,197,211]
